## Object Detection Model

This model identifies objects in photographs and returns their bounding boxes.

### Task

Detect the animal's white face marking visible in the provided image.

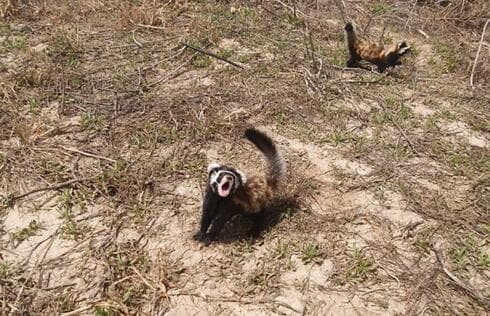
[398,44,410,55]
[207,162,221,174]
[209,169,236,197]
[236,169,247,185]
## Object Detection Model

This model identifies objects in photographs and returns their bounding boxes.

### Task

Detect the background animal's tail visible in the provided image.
[344,21,357,52]
[245,128,286,187]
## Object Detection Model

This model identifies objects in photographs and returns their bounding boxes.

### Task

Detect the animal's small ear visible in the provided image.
[207,163,220,174]
[236,169,247,185]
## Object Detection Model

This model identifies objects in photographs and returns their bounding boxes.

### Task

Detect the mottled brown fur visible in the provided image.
[232,176,275,214]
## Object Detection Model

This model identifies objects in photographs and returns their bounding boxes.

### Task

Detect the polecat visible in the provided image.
[193,128,287,245]
[344,22,410,73]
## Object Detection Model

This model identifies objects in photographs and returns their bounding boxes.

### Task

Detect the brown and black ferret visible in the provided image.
[344,22,411,73]
[193,128,287,246]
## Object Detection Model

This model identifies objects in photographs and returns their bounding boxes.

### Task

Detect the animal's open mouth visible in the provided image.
[217,181,232,197]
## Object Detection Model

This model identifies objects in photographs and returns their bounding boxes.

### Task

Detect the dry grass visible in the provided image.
[1,0,489,315]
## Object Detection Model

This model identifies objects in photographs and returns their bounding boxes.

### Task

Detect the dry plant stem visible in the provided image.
[169,292,303,313]
[433,246,490,307]
[60,146,116,163]
[12,176,99,201]
[181,42,245,69]
[332,0,346,23]
[274,0,304,17]
[148,52,198,87]
[132,29,143,48]
[469,18,490,88]
[60,301,103,316]
[379,104,421,156]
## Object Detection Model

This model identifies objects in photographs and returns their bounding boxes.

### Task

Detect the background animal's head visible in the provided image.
[385,41,411,66]
[207,163,246,198]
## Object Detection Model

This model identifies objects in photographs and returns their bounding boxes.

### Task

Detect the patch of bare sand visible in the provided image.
[439,120,488,148]
[342,189,422,227]
[411,101,435,116]
[161,69,215,91]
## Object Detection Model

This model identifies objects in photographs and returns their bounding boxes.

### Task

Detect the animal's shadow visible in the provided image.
[213,196,301,244]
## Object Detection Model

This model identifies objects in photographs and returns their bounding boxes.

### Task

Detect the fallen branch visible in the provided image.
[181,42,245,69]
[12,176,99,202]
[433,246,490,307]
[470,18,490,88]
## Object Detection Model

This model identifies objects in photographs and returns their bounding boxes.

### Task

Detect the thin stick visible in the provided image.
[60,146,116,163]
[12,176,99,201]
[379,103,421,156]
[132,29,143,48]
[332,0,346,23]
[148,52,197,87]
[134,23,165,30]
[61,302,103,316]
[181,42,245,69]
[469,18,490,88]
[274,0,304,16]
[433,246,490,307]
[379,24,386,45]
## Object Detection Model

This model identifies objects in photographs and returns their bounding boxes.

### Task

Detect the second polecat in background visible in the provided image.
[344,22,411,73]
[193,128,287,246]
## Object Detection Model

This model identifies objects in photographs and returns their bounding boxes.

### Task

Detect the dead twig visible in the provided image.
[274,0,304,17]
[131,29,143,48]
[379,24,386,44]
[181,42,244,69]
[432,246,490,307]
[332,0,346,23]
[167,292,303,313]
[60,301,103,316]
[469,18,490,88]
[148,52,198,87]
[379,103,421,156]
[12,176,99,202]
[60,146,116,163]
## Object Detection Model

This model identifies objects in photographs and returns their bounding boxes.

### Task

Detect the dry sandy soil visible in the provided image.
[1,1,489,315]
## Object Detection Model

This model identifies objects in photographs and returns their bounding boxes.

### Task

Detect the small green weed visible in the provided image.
[274,241,292,260]
[371,2,392,15]
[10,220,42,246]
[0,262,10,278]
[57,189,85,240]
[218,48,234,59]
[433,40,459,73]
[324,131,352,146]
[27,97,41,115]
[301,243,322,264]
[2,35,27,51]
[95,307,117,316]
[80,113,105,132]
[449,236,490,270]
[192,55,211,68]
[49,30,80,65]
[346,246,375,282]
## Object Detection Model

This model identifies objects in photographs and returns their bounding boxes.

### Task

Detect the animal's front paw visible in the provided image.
[203,237,213,247]
[193,231,206,241]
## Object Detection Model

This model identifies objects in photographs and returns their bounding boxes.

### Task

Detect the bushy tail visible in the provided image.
[344,22,357,52]
[245,128,286,187]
